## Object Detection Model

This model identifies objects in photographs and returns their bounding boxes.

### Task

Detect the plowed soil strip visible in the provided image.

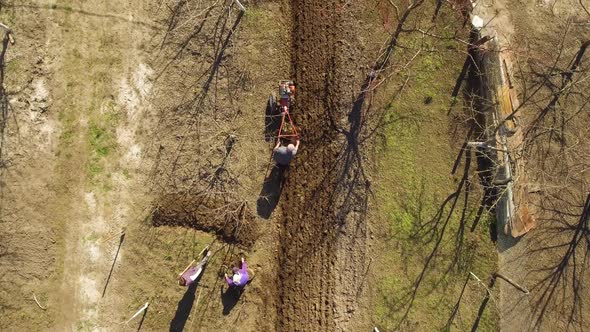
[277,1,363,331]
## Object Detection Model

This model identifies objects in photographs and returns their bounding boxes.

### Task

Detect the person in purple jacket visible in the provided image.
[224,257,249,287]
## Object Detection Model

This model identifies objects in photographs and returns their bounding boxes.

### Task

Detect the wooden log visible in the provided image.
[493,272,529,294]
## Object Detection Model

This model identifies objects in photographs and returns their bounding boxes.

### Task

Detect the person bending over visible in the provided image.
[224,257,249,287]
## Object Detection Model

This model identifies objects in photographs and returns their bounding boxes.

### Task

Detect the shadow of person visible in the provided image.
[221,285,244,316]
[256,165,286,219]
[137,307,148,331]
[169,283,196,331]
[169,268,206,332]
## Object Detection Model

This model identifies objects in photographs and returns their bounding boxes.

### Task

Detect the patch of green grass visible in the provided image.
[239,3,286,74]
[76,320,95,332]
[370,6,498,331]
[0,9,16,27]
[243,6,280,42]
[49,4,73,12]
[5,57,21,74]
[87,162,103,177]
[374,109,498,329]
[85,232,99,242]
[57,106,79,152]
[89,125,112,157]
[87,102,120,183]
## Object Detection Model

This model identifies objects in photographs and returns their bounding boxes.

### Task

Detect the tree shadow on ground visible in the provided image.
[169,267,207,332]
[470,276,496,332]
[102,233,125,297]
[137,307,148,331]
[450,30,503,245]
[148,3,246,191]
[256,165,285,219]
[389,146,474,326]
[472,147,499,242]
[447,54,472,114]
[383,116,504,328]
[372,23,505,329]
[448,127,498,243]
[529,192,590,330]
[220,285,244,316]
[0,30,15,203]
[443,273,470,330]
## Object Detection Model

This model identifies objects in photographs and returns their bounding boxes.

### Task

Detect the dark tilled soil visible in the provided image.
[276,1,371,330]
[153,193,258,247]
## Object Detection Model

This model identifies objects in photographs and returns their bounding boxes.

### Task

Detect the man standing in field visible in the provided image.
[273,136,300,167]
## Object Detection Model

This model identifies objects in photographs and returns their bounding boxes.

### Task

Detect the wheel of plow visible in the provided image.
[268,94,276,114]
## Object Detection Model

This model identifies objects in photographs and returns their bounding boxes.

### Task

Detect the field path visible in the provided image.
[34,0,152,329]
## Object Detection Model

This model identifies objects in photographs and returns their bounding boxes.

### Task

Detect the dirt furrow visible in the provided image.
[277,1,369,330]
[277,1,340,328]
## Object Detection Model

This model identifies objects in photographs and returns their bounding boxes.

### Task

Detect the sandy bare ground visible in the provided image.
[0,0,155,329]
[3,0,291,330]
